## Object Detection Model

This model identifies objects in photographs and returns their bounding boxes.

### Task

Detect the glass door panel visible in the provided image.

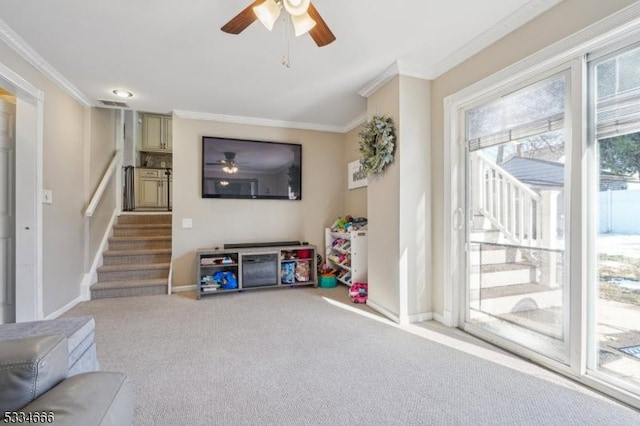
[591,45,640,392]
[465,73,570,363]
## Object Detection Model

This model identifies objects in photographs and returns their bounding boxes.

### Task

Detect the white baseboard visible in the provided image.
[407,312,434,323]
[366,299,400,323]
[434,312,455,327]
[366,299,433,324]
[172,285,196,293]
[45,296,83,320]
[81,209,118,301]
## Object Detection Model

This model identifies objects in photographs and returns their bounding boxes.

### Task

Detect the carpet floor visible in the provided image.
[64,287,640,425]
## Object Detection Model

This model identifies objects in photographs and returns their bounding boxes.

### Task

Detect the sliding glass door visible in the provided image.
[464,72,571,363]
[588,43,640,393]
[452,39,640,406]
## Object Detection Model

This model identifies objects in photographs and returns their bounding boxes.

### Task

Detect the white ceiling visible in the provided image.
[0,0,561,131]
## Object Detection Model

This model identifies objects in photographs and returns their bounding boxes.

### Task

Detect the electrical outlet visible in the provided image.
[182,218,193,229]
[43,189,53,204]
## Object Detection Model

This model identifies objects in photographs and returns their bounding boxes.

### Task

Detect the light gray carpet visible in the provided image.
[64,287,640,425]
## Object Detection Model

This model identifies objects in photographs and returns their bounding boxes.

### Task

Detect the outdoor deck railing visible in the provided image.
[472,153,560,248]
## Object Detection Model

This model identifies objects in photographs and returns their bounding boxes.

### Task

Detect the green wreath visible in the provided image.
[358,114,396,175]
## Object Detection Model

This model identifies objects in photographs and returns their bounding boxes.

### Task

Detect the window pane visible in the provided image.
[467,76,565,143]
[466,73,569,363]
[594,45,640,392]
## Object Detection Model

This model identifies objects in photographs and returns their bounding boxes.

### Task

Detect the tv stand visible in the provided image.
[224,241,301,249]
[196,244,317,299]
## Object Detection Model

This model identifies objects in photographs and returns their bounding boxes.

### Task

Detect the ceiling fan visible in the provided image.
[221,0,336,47]
[206,152,248,174]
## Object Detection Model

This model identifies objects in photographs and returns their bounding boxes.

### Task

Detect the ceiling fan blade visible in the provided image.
[307,3,336,47]
[221,0,264,34]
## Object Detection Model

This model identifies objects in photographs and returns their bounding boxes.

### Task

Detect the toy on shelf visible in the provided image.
[330,215,368,233]
[348,282,368,304]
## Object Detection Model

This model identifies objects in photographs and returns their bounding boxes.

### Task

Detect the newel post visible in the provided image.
[540,190,561,288]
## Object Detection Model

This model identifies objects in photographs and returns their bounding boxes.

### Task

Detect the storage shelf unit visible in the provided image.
[196,245,317,299]
[325,229,367,286]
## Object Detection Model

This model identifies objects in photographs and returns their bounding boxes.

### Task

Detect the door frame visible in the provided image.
[0,61,44,322]
[442,8,640,409]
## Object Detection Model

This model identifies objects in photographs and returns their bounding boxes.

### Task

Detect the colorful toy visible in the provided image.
[348,282,368,304]
[213,271,237,289]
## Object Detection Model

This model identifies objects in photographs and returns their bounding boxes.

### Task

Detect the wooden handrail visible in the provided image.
[84,151,121,217]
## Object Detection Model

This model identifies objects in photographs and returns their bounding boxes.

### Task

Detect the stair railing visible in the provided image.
[472,152,542,247]
[81,150,122,301]
[84,151,122,217]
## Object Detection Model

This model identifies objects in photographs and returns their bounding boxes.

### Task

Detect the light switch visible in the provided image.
[43,189,53,204]
[182,218,193,229]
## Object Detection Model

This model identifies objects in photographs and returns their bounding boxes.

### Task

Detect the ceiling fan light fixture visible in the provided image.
[282,0,310,16]
[222,165,239,174]
[253,0,281,31]
[291,12,316,37]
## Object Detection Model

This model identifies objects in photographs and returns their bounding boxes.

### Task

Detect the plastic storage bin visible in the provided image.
[319,274,337,288]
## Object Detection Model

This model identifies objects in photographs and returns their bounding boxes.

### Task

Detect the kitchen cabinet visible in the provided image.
[141,113,172,152]
[136,168,172,209]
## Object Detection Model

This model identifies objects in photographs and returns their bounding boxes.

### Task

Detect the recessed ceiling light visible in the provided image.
[112,89,133,98]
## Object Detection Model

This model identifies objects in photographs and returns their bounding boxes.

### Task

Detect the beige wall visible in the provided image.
[366,76,401,317]
[89,108,116,193]
[171,117,345,286]
[365,75,431,322]
[430,0,637,315]
[343,126,367,217]
[0,41,89,316]
[88,107,117,269]
[398,76,431,318]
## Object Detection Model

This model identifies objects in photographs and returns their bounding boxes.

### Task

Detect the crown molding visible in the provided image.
[445,1,640,108]
[173,110,365,133]
[428,0,563,79]
[0,18,93,108]
[357,62,400,98]
[358,0,563,95]
[342,113,367,133]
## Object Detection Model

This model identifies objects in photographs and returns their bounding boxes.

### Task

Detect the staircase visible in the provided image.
[469,213,564,338]
[90,214,171,299]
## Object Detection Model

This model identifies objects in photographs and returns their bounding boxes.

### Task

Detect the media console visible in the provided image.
[196,244,317,299]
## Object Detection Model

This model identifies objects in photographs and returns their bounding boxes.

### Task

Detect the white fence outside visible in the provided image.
[600,189,640,234]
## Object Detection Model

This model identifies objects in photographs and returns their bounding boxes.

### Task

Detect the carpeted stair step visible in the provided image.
[97,263,170,282]
[117,214,172,225]
[112,223,171,237]
[90,278,168,299]
[108,235,171,250]
[102,248,172,266]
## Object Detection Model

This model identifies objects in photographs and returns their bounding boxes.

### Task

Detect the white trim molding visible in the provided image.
[366,298,400,323]
[358,62,402,98]
[358,0,563,96]
[44,296,83,320]
[173,109,355,134]
[428,0,563,78]
[80,209,118,301]
[0,17,93,108]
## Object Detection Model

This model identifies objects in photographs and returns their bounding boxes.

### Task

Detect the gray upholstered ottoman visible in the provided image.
[0,315,99,375]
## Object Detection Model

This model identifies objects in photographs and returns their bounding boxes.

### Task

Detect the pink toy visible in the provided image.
[348,282,368,304]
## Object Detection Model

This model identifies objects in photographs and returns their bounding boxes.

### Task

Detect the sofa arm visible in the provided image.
[0,334,68,413]
[22,372,133,426]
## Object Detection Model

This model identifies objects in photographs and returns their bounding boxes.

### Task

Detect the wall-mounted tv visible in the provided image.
[202,136,302,200]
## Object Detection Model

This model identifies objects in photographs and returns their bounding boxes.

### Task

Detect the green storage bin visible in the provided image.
[319,274,337,288]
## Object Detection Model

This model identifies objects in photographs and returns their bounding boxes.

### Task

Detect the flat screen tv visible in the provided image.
[202,136,302,200]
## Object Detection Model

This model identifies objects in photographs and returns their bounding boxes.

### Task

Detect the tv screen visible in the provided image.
[202,137,302,200]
